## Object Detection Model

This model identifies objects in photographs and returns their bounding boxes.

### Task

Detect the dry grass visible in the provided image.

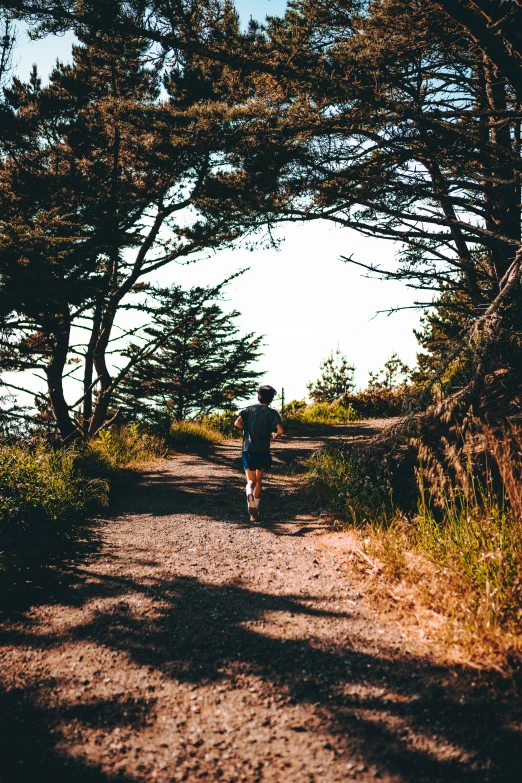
[318,521,520,671]
[168,420,223,449]
[303,418,522,666]
[86,423,166,473]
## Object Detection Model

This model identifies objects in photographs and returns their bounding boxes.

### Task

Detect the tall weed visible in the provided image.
[305,443,392,524]
[86,424,166,474]
[414,497,522,630]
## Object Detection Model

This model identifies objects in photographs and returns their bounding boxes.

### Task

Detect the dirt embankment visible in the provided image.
[1,423,521,782]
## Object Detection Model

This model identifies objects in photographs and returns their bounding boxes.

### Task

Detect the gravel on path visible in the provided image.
[1,425,521,783]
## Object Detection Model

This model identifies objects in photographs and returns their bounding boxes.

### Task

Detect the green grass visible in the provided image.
[0,440,108,559]
[0,425,167,566]
[413,499,522,631]
[201,411,240,439]
[283,401,359,428]
[304,443,392,524]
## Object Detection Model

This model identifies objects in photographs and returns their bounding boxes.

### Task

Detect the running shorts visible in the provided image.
[242,451,272,471]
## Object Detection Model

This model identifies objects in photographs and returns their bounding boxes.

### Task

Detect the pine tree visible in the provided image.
[413,289,475,394]
[0,22,254,440]
[368,353,410,390]
[307,350,355,404]
[115,284,263,423]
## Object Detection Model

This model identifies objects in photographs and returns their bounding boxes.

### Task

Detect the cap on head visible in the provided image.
[258,385,276,404]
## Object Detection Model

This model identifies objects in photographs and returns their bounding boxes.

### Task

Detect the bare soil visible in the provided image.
[1,422,521,783]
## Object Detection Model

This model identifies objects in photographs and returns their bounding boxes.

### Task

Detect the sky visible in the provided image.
[9,1,424,404]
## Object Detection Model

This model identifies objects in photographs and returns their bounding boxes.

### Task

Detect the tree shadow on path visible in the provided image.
[1,567,521,783]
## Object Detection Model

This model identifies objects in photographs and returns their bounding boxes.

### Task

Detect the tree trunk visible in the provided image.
[88,304,117,437]
[45,318,76,441]
[483,57,520,277]
[435,0,522,103]
[82,298,103,437]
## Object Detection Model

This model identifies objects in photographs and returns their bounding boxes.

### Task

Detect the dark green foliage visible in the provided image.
[434,0,522,103]
[305,443,393,525]
[0,14,258,441]
[114,284,263,423]
[0,441,108,558]
[0,10,15,87]
[413,289,477,394]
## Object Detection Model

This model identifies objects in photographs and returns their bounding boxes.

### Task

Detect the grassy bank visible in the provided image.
[304,442,522,653]
[0,425,166,568]
[86,423,166,473]
[0,418,233,570]
[0,440,108,565]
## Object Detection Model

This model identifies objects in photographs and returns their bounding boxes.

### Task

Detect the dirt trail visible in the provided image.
[1,423,521,783]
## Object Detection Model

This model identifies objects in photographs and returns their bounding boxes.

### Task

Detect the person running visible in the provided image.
[234,385,284,522]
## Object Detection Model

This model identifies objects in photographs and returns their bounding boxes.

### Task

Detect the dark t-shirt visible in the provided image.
[240,404,282,453]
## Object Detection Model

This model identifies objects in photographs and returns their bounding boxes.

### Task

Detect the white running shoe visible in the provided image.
[247,491,259,521]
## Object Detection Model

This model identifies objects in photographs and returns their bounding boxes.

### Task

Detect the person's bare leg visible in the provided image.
[245,469,256,498]
[253,470,263,499]
[245,469,259,520]
[251,469,264,520]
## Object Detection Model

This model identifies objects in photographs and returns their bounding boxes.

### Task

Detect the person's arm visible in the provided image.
[234,415,243,430]
[271,423,284,440]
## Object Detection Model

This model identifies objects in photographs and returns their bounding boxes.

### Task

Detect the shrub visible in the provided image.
[347,385,419,418]
[201,411,240,439]
[168,420,223,449]
[86,424,166,474]
[0,440,108,556]
[282,399,307,417]
[304,443,392,524]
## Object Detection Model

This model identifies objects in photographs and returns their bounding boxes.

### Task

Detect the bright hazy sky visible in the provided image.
[11,1,423,404]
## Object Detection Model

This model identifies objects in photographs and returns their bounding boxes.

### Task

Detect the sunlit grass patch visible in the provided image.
[284,401,359,428]
[85,423,166,474]
[168,420,223,449]
[412,500,522,632]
